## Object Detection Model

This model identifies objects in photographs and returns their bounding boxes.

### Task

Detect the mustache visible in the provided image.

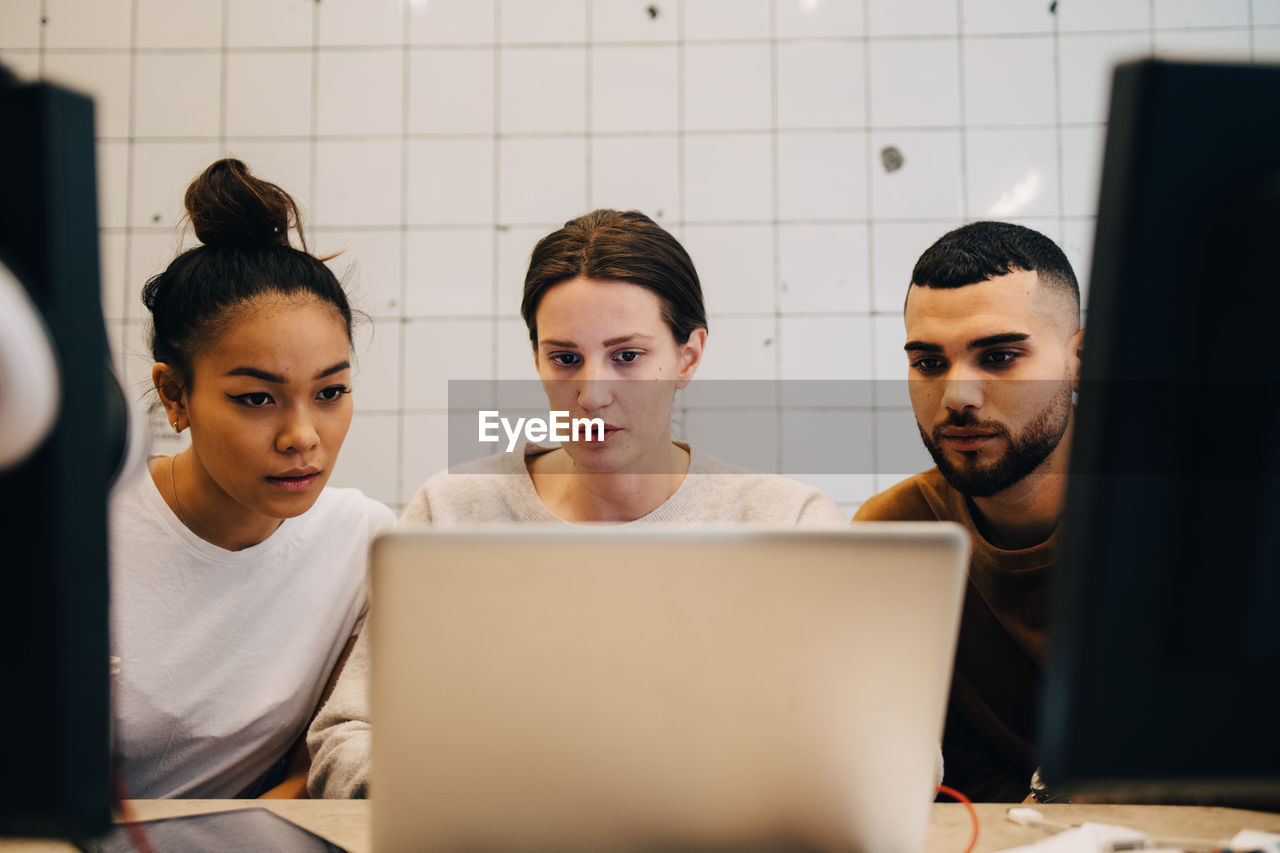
[931,410,1010,441]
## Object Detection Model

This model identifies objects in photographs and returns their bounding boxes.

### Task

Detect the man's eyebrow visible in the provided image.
[224,361,350,383]
[968,332,1029,350]
[904,341,943,353]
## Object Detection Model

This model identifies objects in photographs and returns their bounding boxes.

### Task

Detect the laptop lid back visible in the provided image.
[371,525,968,852]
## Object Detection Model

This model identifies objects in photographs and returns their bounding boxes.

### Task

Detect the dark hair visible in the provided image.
[521,209,707,345]
[141,158,352,390]
[910,220,1080,320]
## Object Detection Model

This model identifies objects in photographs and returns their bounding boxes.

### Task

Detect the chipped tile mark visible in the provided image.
[646,5,660,20]
[880,146,905,174]
[1049,1,1058,13]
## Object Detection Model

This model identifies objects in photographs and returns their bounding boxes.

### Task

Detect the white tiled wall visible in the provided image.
[3,0,1277,515]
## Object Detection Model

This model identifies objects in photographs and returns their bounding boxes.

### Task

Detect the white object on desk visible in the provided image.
[1002,809,1280,853]
[0,258,59,471]
[997,821,1155,853]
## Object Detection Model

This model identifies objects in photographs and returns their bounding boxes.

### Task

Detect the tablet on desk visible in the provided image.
[370,525,969,853]
[88,808,346,853]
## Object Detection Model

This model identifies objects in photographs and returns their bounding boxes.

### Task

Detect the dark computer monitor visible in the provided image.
[0,71,121,839]
[1040,59,1280,799]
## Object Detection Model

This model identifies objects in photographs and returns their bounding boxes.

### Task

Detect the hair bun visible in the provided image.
[184,158,298,250]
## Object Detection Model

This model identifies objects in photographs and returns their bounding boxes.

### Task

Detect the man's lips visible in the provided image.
[939,428,998,452]
[267,469,321,492]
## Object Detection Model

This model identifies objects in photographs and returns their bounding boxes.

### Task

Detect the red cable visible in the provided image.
[936,784,980,853]
[113,773,156,853]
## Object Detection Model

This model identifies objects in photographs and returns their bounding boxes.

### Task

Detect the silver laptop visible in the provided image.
[370,525,969,853]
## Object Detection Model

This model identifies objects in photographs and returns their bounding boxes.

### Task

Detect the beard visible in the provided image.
[918,381,1073,498]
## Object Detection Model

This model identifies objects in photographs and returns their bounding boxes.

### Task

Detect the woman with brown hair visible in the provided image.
[305,209,843,798]
[401,208,845,525]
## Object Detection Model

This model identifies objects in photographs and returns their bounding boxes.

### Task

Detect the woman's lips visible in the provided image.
[267,471,321,492]
[583,425,620,443]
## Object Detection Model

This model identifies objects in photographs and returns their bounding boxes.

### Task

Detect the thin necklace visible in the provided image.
[169,455,188,529]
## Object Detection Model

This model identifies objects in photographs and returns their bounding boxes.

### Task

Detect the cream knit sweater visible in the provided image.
[306,442,845,798]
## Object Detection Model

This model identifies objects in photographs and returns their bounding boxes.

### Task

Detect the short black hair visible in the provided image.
[910,221,1080,321]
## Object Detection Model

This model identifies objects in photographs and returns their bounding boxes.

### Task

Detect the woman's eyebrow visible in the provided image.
[315,361,351,379]
[223,361,350,383]
[602,333,654,347]
[225,366,284,383]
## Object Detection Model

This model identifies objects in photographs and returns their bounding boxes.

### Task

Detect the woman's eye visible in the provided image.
[234,392,273,408]
[550,353,580,367]
[317,385,350,402]
[615,350,641,363]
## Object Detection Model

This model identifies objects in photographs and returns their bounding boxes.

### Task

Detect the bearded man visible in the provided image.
[855,221,1084,803]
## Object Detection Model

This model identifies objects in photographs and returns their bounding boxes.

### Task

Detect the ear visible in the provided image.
[674,327,707,389]
[152,363,188,433]
[1067,327,1084,391]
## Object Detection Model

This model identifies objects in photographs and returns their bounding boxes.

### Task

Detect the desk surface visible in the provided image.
[3,800,1279,852]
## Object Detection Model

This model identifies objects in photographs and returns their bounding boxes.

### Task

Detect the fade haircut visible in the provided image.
[909,221,1080,326]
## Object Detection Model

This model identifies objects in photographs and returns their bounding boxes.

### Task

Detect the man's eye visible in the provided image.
[234,392,272,407]
[984,350,1020,367]
[318,385,350,402]
[911,358,944,374]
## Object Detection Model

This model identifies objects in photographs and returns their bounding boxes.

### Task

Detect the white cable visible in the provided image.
[1006,807,1237,852]
[1007,808,1075,832]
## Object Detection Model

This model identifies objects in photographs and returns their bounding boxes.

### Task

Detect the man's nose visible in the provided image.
[939,367,984,414]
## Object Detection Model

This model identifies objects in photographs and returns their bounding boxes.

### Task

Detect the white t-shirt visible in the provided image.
[109,468,394,798]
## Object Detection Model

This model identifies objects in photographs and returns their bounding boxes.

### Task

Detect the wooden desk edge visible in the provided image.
[3,800,1279,853]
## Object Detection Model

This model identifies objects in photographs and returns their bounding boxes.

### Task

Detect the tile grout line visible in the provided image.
[583,1,593,210]
[122,0,139,333]
[863,0,881,495]
[1250,0,1256,61]
[490,0,502,411]
[37,0,46,77]
[219,0,228,148]
[308,0,320,230]
[676,0,686,236]
[395,0,413,507]
[767,0,784,474]
[1052,0,1066,245]
[956,0,970,221]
